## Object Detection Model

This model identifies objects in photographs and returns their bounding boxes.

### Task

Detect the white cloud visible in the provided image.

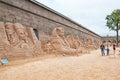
[36,0,120,36]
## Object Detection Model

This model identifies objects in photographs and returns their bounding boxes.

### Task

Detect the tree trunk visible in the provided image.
[116,25,119,47]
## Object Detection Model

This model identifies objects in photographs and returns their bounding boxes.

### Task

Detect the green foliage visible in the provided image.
[106,9,120,46]
[106,9,120,31]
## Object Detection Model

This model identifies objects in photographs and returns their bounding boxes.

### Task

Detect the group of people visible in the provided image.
[100,43,116,56]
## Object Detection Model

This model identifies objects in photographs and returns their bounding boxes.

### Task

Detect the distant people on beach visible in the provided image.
[100,43,105,56]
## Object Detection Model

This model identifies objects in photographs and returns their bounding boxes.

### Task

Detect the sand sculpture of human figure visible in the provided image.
[66,35,82,48]
[66,35,86,53]
[66,35,74,48]
[5,23,15,44]
[50,27,82,56]
[14,23,28,43]
[83,37,95,53]
[73,35,84,48]
[41,39,52,53]
[86,37,96,50]
[13,23,30,48]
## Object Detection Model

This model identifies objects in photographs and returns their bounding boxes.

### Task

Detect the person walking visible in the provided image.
[100,43,105,56]
[113,44,116,57]
[106,47,110,55]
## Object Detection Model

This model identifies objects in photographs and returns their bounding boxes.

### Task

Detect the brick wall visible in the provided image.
[0,0,101,42]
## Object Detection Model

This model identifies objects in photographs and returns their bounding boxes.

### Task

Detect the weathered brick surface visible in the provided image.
[0,0,101,42]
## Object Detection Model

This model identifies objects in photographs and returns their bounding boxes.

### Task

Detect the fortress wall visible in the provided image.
[0,0,102,60]
[0,0,101,40]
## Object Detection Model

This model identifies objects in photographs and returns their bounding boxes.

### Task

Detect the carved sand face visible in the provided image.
[5,23,13,30]
[56,27,64,37]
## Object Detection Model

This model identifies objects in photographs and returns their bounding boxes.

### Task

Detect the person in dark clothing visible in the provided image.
[113,44,116,54]
[100,43,105,56]
[106,47,110,55]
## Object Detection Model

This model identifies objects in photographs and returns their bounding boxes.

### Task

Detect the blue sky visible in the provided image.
[36,0,120,36]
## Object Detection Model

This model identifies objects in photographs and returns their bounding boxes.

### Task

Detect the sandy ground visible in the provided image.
[0,47,120,80]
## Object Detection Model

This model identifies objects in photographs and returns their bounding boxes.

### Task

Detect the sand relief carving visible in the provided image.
[5,23,34,48]
[86,37,95,49]
[66,35,77,49]
[0,21,101,59]
[96,40,101,49]
[72,36,83,48]
[39,31,52,53]
[49,27,83,55]
[0,22,44,59]
[73,36,84,48]
[92,38,101,49]
[4,23,32,57]
[5,23,18,44]
[14,23,29,48]
[66,35,87,53]
[41,39,52,53]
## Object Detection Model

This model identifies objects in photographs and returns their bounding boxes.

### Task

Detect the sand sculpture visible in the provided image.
[66,35,87,53]
[0,21,100,60]
[41,27,100,55]
[48,27,86,56]
[66,35,81,49]
[97,40,102,48]
[41,39,52,53]
[0,22,42,60]
[5,23,15,44]
[85,37,95,50]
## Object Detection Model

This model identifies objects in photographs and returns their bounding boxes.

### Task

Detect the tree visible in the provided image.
[106,9,120,46]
